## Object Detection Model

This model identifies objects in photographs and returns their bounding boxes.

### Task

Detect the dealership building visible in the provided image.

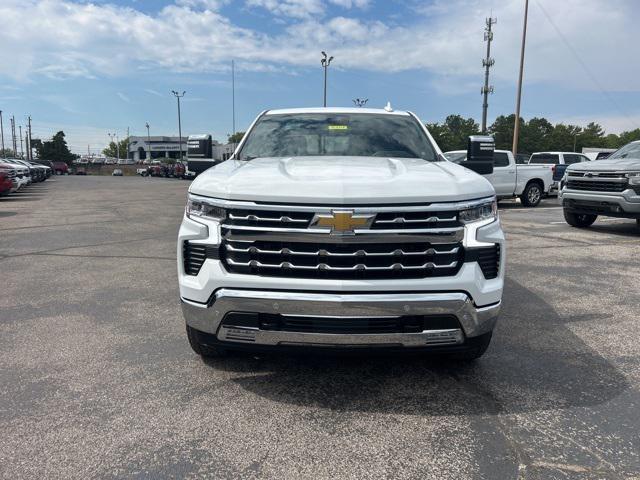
[128,136,188,162]
[128,135,235,162]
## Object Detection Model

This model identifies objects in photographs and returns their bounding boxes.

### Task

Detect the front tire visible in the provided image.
[186,325,229,358]
[520,182,543,207]
[564,209,597,228]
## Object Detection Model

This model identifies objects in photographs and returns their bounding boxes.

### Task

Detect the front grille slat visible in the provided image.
[183,242,218,276]
[566,179,628,192]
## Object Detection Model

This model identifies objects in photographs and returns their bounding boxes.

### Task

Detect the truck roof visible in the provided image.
[265,107,410,116]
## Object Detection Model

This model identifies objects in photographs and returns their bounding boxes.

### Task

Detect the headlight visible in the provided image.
[458,199,497,224]
[186,195,226,221]
[626,172,640,185]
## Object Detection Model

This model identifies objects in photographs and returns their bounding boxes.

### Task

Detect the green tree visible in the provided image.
[228,132,245,144]
[36,131,78,164]
[546,123,582,152]
[102,138,129,159]
[613,128,640,149]
[489,114,519,151]
[426,115,479,152]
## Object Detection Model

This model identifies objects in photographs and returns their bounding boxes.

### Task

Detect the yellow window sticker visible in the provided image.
[328,125,348,130]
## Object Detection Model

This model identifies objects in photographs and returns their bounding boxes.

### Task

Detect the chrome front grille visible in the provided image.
[226,209,314,229]
[221,237,463,280]
[223,206,462,231]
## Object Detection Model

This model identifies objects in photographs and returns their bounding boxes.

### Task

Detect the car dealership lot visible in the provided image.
[1,176,639,479]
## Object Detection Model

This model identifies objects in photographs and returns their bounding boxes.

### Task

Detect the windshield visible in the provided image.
[238,113,438,161]
[609,142,640,160]
[529,153,559,164]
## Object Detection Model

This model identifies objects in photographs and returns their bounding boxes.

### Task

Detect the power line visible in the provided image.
[533,0,640,130]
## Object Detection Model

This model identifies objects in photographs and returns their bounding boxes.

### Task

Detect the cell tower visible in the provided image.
[481,16,497,133]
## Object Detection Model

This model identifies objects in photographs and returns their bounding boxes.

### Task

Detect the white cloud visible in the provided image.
[0,0,638,97]
[245,0,369,19]
[245,0,324,19]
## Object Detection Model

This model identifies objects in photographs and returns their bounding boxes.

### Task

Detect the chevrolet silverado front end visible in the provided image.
[177,108,505,360]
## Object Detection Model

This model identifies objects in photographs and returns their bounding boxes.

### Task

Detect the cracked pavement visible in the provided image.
[1,176,639,479]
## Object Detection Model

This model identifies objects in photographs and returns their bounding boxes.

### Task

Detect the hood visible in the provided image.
[189,156,495,205]
[568,157,640,172]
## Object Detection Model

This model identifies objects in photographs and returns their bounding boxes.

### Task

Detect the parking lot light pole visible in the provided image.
[145,122,151,162]
[172,90,186,161]
[321,52,333,107]
[108,133,119,163]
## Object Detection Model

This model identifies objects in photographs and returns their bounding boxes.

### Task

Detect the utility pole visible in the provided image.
[19,126,23,158]
[171,90,186,161]
[145,122,151,162]
[126,126,130,162]
[481,16,497,133]
[321,51,334,107]
[27,116,32,160]
[11,116,17,154]
[0,110,5,157]
[353,98,368,107]
[512,0,529,157]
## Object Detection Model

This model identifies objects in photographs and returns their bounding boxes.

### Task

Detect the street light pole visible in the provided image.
[512,0,529,157]
[108,132,118,163]
[172,90,186,161]
[0,110,4,158]
[145,122,151,162]
[321,51,334,107]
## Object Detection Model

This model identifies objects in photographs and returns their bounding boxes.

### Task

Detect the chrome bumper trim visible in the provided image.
[181,289,500,346]
[217,326,464,347]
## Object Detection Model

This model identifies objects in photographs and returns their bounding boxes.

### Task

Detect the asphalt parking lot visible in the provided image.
[1,176,639,479]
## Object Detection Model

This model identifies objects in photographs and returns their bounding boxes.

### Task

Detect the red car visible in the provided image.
[53,161,69,175]
[0,170,13,196]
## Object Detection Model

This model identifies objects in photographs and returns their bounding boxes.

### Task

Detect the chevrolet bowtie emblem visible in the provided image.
[311,210,376,235]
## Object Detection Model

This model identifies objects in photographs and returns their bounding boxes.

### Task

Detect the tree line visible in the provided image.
[426,114,640,154]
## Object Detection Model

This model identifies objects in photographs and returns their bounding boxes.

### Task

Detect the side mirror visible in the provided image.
[462,135,495,175]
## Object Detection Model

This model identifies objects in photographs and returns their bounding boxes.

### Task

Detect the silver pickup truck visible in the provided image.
[562,140,640,227]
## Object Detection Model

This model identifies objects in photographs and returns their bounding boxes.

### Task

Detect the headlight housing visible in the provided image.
[458,199,498,224]
[626,172,640,185]
[186,195,226,221]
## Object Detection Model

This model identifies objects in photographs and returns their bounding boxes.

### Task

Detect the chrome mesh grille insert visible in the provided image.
[221,238,463,279]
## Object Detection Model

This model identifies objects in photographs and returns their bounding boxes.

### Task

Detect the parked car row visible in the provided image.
[137,162,193,179]
[0,158,53,197]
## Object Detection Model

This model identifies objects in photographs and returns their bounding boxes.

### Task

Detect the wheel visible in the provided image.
[186,325,229,358]
[564,209,597,228]
[520,182,543,207]
[450,331,492,361]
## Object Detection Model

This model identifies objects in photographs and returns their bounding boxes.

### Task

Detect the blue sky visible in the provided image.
[1,0,640,154]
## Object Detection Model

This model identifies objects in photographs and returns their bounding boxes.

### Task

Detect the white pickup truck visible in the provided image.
[444,149,554,207]
[177,107,505,361]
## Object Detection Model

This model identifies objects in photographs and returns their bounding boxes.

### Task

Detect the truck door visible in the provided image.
[487,151,513,196]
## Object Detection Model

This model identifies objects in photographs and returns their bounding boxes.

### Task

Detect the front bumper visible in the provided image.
[182,289,500,348]
[562,189,640,217]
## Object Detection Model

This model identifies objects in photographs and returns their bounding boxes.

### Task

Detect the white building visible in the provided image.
[128,136,187,162]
